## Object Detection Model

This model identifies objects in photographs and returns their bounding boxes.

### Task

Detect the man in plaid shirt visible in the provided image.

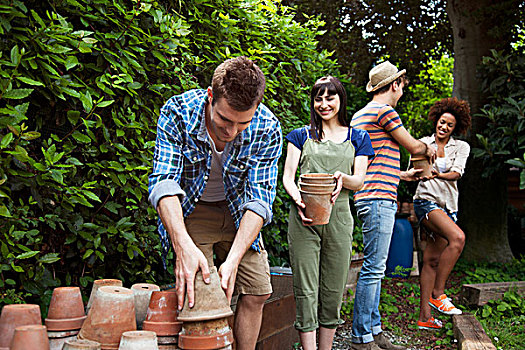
[148,57,282,349]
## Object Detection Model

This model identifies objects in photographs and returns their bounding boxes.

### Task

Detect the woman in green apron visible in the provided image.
[283,76,374,350]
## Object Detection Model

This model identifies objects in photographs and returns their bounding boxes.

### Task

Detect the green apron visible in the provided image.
[288,129,355,332]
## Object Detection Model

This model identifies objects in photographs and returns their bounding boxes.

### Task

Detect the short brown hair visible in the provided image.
[372,75,409,96]
[428,97,472,135]
[211,56,265,111]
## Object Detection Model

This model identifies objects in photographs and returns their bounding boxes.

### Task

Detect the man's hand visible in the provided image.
[401,168,423,181]
[420,169,439,181]
[218,259,239,304]
[174,240,210,310]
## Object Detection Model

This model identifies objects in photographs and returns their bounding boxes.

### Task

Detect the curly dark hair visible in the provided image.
[211,56,265,111]
[428,97,472,135]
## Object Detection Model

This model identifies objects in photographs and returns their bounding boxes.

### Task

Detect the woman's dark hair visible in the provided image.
[428,97,472,135]
[309,76,348,141]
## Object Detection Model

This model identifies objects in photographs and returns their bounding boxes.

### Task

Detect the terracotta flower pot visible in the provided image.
[178,318,233,350]
[0,304,42,349]
[131,283,160,330]
[46,287,87,331]
[411,156,432,177]
[48,329,79,350]
[142,291,181,336]
[178,267,233,322]
[10,324,50,350]
[118,331,158,350]
[298,181,336,193]
[299,189,333,225]
[79,286,137,350]
[299,173,335,184]
[86,279,123,316]
[63,339,101,350]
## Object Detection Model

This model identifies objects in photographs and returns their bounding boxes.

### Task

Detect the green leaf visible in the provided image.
[16,76,44,86]
[97,100,114,108]
[64,56,79,70]
[15,251,39,259]
[79,91,93,112]
[38,253,61,264]
[72,131,91,143]
[84,191,101,202]
[21,131,41,140]
[1,133,14,148]
[3,88,34,99]
[10,45,21,65]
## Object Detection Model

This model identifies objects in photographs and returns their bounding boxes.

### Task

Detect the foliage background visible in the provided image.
[0,0,337,310]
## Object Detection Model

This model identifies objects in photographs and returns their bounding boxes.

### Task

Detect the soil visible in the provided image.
[332,270,466,350]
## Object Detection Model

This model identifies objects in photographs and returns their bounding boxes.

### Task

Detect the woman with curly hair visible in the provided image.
[413,97,472,330]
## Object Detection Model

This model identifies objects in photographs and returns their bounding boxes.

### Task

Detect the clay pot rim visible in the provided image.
[299,189,333,195]
[178,330,233,349]
[45,315,87,331]
[298,182,335,188]
[121,330,157,338]
[177,309,233,322]
[142,320,182,336]
[300,173,333,178]
[411,156,429,162]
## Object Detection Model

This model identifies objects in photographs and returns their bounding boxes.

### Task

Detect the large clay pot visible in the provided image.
[131,283,160,330]
[62,339,101,350]
[178,318,233,350]
[298,181,336,193]
[299,189,333,225]
[411,156,432,177]
[46,287,87,331]
[299,173,335,184]
[0,304,42,350]
[10,324,50,350]
[142,291,181,336]
[86,279,123,316]
[79,286,137,350]
[118,331,158,350]
[178,267,233,322]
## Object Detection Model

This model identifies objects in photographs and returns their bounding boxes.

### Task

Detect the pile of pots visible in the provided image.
[0,268,234,350]
[299,173,336,225]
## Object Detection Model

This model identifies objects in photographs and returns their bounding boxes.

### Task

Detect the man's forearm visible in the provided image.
[225,210,264,265]
[157,195,193,252]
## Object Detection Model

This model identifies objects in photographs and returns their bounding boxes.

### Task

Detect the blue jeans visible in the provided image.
[352,199,397,344]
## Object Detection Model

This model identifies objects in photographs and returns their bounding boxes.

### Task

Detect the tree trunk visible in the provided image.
[446,0,517,262]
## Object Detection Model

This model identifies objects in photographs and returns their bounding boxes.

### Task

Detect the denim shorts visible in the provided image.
[413,199,457,223]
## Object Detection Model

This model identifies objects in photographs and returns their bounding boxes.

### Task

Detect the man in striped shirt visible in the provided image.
[350,61,436,350]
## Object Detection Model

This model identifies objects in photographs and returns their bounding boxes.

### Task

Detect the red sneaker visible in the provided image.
[417,317,442,330]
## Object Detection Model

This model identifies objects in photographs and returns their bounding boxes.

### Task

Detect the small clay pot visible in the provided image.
[79,286,137,350]
[47,329,79,350]
[299,189,333,225]
[412,156,432,177]
[10,324,50,350]
[178,267,233,322]
[46,287,87,331]
[118,331,158,350]
[178,318,233,350]
[299,173,335,184]
[63,339,101,350]
[142,291,181,336]
[0,304,42,349]
[298,181,336,193]
[86,279,123,316]
[131,283,160,330]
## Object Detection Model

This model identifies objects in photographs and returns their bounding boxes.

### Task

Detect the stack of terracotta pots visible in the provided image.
[0,304,44,349]
[86,279,123,316]
[298,173,336,225]
[45,286,87,350]
[177,266,234,350]
[131,283,160,330]
[142,291,181,349]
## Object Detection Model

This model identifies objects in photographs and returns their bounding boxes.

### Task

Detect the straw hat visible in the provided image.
[366,61,406,92]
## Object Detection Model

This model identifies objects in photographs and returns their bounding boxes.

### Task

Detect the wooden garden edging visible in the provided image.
[452,313,496,350]
[460,281,525,306]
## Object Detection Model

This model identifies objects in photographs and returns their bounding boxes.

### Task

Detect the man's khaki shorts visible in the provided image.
[185,200,272,296]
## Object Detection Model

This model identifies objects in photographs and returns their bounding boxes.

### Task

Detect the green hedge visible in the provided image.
[0,0,337,309]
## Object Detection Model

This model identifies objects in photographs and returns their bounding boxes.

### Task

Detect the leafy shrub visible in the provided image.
[0,0,337,308]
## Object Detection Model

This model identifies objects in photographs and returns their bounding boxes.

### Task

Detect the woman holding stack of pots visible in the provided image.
[413,97,472,330]
[282,76,374,350]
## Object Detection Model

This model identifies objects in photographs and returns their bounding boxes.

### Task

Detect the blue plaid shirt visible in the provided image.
[148,89,282,261]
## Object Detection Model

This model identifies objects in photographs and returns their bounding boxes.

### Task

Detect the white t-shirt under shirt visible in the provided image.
[200,131,227,202]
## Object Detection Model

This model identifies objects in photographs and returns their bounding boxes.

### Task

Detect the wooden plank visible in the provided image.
[452,314,496,350]
[460,281,525,306]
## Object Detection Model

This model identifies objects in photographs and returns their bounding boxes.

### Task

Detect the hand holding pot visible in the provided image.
[175,239,210,310]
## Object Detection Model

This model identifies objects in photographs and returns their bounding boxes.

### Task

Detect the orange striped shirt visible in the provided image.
[350,102,403,201]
